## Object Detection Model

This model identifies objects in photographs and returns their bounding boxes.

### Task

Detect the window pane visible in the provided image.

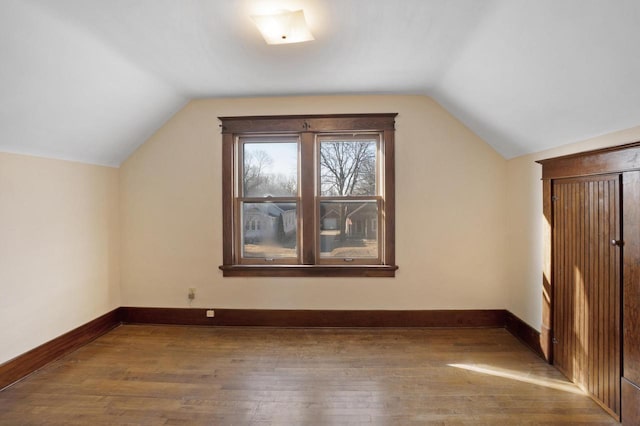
[243,141,297,197]
[320,138,376,196]
[242,202,297,258]
[319,201,378,258]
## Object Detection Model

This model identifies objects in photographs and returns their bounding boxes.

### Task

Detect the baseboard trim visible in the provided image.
[121,307,507,328]
[1,307,544,392]
[122,308,544,357]
[504,310,545,359]
[0,308,121,391]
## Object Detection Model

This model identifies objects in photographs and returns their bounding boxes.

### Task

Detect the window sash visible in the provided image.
[317,133,381,198]
[235,135,301,264]
[315,133,383,265]
[237,135,300,199]
[235,199,300,264]
[316,197,382,265]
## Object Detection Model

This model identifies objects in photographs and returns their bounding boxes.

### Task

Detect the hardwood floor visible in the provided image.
[0,325,617,425]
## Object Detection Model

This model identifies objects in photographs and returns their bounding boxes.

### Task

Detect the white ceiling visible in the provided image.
[1,0,639,166]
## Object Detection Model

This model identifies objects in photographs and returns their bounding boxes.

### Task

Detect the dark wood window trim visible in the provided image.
[219,113,398,277]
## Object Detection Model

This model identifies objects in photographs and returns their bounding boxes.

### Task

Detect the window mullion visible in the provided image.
[300,132,315,264]
[383,129,395,266]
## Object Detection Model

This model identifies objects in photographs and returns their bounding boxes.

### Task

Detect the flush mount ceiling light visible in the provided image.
[251,9,314,45]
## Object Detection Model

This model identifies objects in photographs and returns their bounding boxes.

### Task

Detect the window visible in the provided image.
[318,134,380,264]
[238,137,298,263]
[219,114,397,277]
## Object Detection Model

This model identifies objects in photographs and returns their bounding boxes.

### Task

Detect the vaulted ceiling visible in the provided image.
[2,0,639,166]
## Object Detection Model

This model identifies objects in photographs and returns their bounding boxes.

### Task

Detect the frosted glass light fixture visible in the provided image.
[251,9,314,45]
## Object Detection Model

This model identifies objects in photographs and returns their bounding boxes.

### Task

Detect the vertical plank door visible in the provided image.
[552,174,621,419]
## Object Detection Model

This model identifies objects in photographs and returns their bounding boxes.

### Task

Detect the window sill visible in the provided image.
[219,264,398,277]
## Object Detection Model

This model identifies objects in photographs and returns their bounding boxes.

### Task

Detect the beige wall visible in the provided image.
[120,95,509,310]
[506,125,640,329]
[0,153,120,364]
[4,94,637,364]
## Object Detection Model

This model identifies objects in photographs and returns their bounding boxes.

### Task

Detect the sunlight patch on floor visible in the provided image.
[448,363,585,395]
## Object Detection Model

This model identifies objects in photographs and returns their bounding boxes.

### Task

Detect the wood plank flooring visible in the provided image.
[0,325,617,425]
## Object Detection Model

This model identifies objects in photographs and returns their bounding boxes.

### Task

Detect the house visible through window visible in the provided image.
[219,114,398,277]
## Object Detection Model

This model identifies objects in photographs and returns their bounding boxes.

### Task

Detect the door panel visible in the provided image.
[553,175,621,417]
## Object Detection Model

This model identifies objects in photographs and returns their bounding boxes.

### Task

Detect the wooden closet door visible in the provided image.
[553,174,621,418]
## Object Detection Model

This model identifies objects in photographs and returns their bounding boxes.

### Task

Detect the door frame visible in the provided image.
[537,141,640,363]
[538,141,640,422]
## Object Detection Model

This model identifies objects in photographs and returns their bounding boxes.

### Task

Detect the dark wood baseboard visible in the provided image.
[0,308,121,391]
[121,307,507,328]
[122,307,544,357]
[1,307,544,392]
[504,310,545,359]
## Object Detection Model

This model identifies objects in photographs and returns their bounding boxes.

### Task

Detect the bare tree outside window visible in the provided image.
[243,143,297,197]
[243,150,297,197]
[319,138,378,247]
[243,149,274,195]
[320,140,376,196]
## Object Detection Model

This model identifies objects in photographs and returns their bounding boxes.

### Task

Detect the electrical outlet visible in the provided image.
[206,309,215,318]
[188,288,196,300]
